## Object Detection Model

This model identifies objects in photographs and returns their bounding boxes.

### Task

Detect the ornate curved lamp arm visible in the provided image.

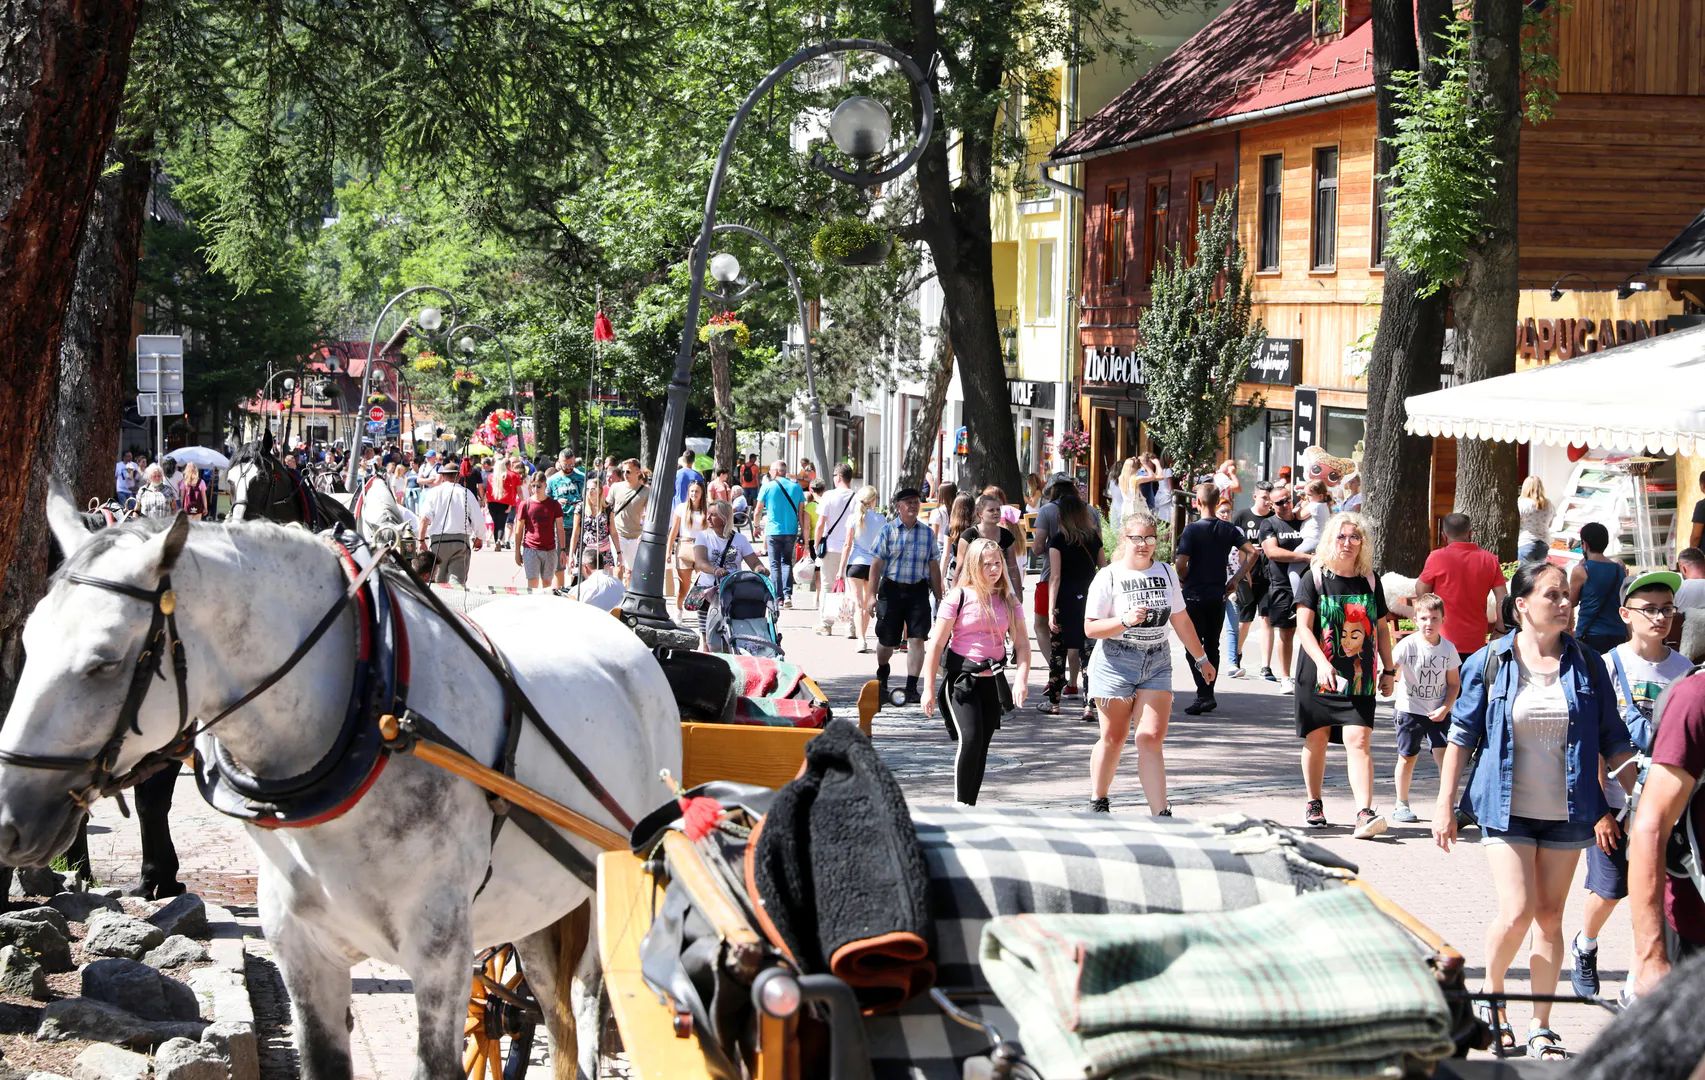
[347,285,460,492]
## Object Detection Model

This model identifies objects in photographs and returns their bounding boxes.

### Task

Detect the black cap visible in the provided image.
[892,486,922,503]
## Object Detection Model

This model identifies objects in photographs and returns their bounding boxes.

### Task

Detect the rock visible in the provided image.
[25,1073,72,1080]
[152,1037,227,1080]
[143,935,209,970]
[88,887,124,900]
[0,947,47,1000]
[36,998,150,1047]
[117,897,153,919]
[0,916,72,973]
[81,910,165,961]
[46,891,121,923]
[69,1045,148,1080]
[147,894,208,939]
[15,868,65,898]
[81,959,201,1022]
[202,1021,259,1080]
[0,1001,37,1033]
[1,906,68,938]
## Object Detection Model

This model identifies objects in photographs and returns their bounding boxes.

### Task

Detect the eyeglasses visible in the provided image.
[1335,533,1364,544]
[1125,534,1159,545]
[1626,604,1679,620]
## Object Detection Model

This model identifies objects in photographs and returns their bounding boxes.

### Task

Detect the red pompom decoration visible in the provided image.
[677,795,724,842]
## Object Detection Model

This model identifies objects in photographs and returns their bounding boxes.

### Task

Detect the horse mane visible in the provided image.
[50,515,321,589]
[230,438,276,469]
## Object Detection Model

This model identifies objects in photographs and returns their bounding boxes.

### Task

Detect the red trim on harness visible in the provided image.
[250,753,391,830]
[330,542,374,664]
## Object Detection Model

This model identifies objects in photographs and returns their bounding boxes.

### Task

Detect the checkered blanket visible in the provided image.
[862,808,1359,1080]
[981,889,1454,1079]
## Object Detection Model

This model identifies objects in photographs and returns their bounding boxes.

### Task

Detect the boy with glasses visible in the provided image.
[1571,569,1691,1000]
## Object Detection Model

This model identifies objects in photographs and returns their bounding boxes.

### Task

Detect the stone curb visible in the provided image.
[187,902,258,1080]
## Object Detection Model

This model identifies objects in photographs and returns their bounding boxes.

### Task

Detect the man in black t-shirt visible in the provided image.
[1175,484,1257,714]
[1258,490,1309,694]
[1232,482,1277,680]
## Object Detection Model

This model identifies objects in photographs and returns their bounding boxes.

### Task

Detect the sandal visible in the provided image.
[1527,1027,1568,1060]
[1038,701,1059,715]
[1475,1001,1515,1053]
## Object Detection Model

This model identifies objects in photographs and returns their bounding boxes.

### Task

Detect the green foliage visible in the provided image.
[1520,2,1570,124]
[1377,16,1497,298]
[1133,195,1264,491]
[811,218,888,264]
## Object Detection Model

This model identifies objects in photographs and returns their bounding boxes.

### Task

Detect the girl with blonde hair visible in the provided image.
[1294,511,1396,835]
[842,485,887,650]
[1516,476,1552,564]
[921,537,1032,804]
[1082,508,1216,814]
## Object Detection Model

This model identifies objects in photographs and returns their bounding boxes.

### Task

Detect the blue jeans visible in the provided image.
[1222,598,1241,669]
[766,533,798,601]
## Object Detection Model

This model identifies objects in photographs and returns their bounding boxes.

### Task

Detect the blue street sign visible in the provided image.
[607,406,639,419]
[384,417,401,436]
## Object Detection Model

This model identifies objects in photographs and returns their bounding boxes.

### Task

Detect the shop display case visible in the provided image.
[1546,454,1677,569]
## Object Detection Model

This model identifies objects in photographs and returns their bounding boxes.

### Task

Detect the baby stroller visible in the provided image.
[706,569,784,658]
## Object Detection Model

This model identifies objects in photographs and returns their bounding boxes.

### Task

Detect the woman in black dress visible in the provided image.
[1042,485,1105,715]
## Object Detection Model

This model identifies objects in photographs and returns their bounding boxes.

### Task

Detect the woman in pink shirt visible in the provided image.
[922,537,1032,804]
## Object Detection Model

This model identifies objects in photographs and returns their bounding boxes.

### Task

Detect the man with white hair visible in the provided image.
[135,464,179,519]
[418,462,487,583]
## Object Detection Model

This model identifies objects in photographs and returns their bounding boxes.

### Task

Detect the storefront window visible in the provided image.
[1322,406,1365,461]
[1228,407,1293,510]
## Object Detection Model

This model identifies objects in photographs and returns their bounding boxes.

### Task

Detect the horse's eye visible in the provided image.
[84,658,123,678]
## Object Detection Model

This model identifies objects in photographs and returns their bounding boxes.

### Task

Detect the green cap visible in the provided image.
[1622,569,1682,604]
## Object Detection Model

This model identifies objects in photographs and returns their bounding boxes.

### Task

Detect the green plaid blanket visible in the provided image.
[979,887,1454,1079]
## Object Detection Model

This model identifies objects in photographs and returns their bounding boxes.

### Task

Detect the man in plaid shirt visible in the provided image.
[868,486,943,703]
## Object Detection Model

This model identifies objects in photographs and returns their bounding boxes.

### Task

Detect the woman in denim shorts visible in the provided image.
[1432,561,1637,1059]
[1082,510,1216,817]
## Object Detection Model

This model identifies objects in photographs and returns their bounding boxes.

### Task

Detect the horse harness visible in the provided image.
[229,453,321,528]
[0,523,634,889]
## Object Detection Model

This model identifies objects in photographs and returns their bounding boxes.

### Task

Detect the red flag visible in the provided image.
[593,311,615,343]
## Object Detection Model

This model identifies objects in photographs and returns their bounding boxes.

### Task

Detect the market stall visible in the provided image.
[1404,323,1705,569]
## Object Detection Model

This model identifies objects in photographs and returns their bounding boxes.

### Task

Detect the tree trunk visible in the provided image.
[0,0,142,600]
[911,105,1023,501]
[534,386,561,459]
[1363,0,1452,576]
[638,394,665,469]
[708,337,737,475]
[1450,0,1524,559]
[55,143,152,505]
[900,308,955,488]
[566,389,582,459]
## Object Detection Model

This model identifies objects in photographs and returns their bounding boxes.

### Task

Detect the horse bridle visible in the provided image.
[229,455,308,524]
[0,526,384,811]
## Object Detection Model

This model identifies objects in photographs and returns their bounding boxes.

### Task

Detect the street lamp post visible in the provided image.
[445,322,522,444]
[259,367,299,442]
[364,357,413,452]
[710,223,829,481]
[621,39,936,634]
[346,286,460,493]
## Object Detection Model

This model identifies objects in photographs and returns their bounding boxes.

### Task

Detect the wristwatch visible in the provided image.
[1191,654,1210,670]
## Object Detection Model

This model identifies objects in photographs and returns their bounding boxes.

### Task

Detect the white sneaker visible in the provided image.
[1280,677,1295,695]
[1228,667,1247,679]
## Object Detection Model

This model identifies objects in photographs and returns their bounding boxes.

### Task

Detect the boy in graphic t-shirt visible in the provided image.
[1389,594,1460,824]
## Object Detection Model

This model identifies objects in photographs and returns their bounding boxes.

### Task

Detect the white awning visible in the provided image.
[1404,323,1705,455]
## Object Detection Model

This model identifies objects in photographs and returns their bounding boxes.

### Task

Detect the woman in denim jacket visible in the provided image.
[1431,561,1636,1058]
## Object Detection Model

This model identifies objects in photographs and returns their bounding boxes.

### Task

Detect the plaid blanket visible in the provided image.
[980,888,1454,1079]
[862,808,1359,1079]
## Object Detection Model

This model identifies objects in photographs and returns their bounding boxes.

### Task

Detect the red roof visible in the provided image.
[1054,0,1373,161]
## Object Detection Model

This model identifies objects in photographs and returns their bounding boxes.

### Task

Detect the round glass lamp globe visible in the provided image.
[709,252,742,284]
[460,335,478,354]
[282,378,295,392]
[829,96,892,160]
[417,306,444,332]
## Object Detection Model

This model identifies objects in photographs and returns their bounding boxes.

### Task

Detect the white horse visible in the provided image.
[0,490,681,1079]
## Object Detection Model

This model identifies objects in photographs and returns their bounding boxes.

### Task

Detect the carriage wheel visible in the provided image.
[463,944,541,1080]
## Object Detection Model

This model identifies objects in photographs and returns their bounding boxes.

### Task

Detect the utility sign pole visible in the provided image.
[136,335,185,460]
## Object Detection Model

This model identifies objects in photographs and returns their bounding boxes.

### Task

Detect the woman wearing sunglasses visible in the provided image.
[1082,509,1216,815]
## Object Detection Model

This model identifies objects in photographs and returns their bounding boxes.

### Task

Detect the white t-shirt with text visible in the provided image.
[1392,631,1461,716]
[1085,562,1185,649]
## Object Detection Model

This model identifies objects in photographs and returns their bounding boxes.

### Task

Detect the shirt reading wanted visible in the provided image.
[1086,563,1184,649]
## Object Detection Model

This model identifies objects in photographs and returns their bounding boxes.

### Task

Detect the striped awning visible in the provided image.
[1404,323,1705,456]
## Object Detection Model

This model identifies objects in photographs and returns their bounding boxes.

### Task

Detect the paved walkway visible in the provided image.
[67,546,1630,1074]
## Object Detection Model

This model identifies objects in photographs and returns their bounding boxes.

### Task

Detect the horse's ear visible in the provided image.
[154,512,192,573]
[46,478,93,559]
[261,429,274,457]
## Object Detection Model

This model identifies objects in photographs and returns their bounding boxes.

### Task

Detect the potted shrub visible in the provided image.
[812,217,891,267]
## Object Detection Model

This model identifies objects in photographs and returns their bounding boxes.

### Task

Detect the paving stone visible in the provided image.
[69,1044,148,1080]
[143,934,210,970]
[0,916,72,973]
[152,1036,228,1080]
[45,891,121,923]
[81,910,165,961]
[0,947,47,1000]
[147,894,208,938]
[82,958,201,1022]
[15,868,65,899]
[202,1020,260,1080]
[2,906,68,938]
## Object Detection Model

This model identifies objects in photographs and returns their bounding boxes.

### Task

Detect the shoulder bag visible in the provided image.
[684,537,737,612]
[814,493,854,560]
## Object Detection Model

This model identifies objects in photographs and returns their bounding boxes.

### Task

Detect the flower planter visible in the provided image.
[833,236,892,267]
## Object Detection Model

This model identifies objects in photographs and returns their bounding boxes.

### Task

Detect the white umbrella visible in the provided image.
[164,446,232,471]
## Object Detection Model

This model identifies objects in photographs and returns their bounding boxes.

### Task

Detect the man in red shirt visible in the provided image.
[1417,513,1508,659]
[1631,671,1705,994]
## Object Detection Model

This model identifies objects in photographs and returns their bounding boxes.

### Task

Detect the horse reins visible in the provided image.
[229,455,313,526]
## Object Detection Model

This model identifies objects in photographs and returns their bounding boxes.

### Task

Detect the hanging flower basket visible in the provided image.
[367,393,390,406]
[1057,429,1091,461]
[413,351,445,374]
[451,368,483,393]
[698,311,752,349]
[812,218,892,267]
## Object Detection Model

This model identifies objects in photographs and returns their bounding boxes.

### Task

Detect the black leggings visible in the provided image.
[489,501,511,542]
[939,651,1010,805]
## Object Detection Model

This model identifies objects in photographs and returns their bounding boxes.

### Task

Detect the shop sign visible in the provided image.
[954,426,969,456]
[1251,338,1303,385]
[1292,388,1318,464]
[1516,316,1673,363]
[1007,379,1057,410]
[1082,346,1146,387]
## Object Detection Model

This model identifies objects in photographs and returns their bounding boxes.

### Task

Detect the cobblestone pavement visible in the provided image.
[65,547,1630,1074]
